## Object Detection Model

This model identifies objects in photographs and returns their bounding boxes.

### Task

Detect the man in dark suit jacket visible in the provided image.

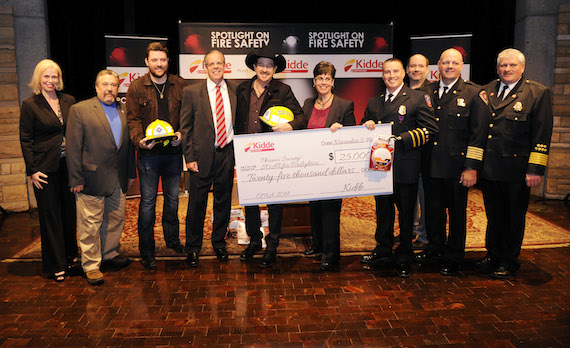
[180,50,237,267]
[360,58,437,278]
[417,48,490,276]
[66,69,135,285]
[234,49,307,268]
[478,48,553,279]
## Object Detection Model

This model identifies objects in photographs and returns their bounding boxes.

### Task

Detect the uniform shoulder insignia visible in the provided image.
[479,90,488,105]
[424,94,432,108]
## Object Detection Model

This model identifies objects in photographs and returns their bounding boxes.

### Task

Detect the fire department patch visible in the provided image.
[424,94,432,108]
[479,90,488,105]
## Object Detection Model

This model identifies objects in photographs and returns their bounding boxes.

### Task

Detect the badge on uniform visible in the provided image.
[513,101,523,112]
[457,98,466,107]
[398,105,406,115]
[424,94,432,108]
[479,90,488,105]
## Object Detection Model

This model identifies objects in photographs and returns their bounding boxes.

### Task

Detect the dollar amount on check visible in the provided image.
[233,125,393,206]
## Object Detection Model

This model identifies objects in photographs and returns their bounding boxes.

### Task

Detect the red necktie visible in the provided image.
[215,85,227,148]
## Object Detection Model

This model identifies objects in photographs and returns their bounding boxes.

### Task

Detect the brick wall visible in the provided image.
[0,6,29,212]
[548,3,570,199]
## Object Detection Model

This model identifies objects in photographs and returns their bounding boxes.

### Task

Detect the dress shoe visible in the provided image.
[214,248,229,261]
[103,255,131,268]
[414,249,443,262]
[490,265,513,279]
[52,270,66,283]
[85,269,104,285]
[141,256,157,269]
[303,246,321,257]
[395,261,413,278]
[260,250,277,268]
[240,244,262,261]
[474,255,497,273]
[186,252,199,267]
[320,261,339,271]
[360,250,392,264]
[440,263,460,276]
[168,242,185,254]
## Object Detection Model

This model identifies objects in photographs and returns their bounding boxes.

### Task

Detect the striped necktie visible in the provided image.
[215,85,227,148]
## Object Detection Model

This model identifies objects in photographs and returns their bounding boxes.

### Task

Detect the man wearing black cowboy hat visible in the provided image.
[235,48,307,267]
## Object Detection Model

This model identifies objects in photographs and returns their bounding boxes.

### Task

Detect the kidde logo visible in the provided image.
[344,58,383,73]
[189,59,232,74]
[283,59,309,73]
[189,59,202,73]
[118,72,144,88]
[244,141,275,152]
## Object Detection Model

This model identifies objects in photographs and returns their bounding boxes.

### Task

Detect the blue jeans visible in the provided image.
[137,153,182,257]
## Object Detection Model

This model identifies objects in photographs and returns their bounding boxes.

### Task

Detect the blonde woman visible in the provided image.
[19,59,78,282]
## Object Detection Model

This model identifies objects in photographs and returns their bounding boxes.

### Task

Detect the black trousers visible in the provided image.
[423,176,469,265]
[374,182,418,262]
[33,158,78,274]
[481,179,530,272]
[185,144,234,253]
[309,199,343,264]
[244,204,283,250]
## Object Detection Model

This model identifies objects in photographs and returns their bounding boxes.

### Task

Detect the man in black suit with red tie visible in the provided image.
[360,58,437,277]
[180,50,237,267]
[477,48,553,279]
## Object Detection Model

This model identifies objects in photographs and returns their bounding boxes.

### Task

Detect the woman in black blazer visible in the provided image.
[19,59,78,282]
[302,61,356,271]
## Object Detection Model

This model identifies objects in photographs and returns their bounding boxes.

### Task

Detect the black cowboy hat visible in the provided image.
[245,49,286,73]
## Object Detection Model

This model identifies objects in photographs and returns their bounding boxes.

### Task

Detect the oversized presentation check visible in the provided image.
[233,124,393,206]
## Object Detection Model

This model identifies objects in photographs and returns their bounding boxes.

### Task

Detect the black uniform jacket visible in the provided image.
[481,77,553,182]
[235,77,306,134]
[361,85,438,184]
[421,79,491,178]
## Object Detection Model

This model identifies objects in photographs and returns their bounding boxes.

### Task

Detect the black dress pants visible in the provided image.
[309,199,343,264]
[481,179,530,272]
[373,182,418,262]
[423,176,469,265]
[33,158,78,274]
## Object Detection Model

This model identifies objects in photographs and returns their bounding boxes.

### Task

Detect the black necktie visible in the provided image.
[498,85,508,100]
[387,93,393,103]
[440,86,448,99]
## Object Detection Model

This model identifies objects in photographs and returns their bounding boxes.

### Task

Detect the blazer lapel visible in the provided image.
[117,103,127,150]
[325,96,340,128]
[201,82,215,131]
[228,81,237,124]
[91,97,118,149]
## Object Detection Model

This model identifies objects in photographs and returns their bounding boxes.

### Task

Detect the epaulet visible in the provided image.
[525,79,548,89]
[462,79,482,88]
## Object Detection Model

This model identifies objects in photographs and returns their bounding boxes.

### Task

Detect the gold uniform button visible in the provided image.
[437,106,441,110]
[457,114,460,117]
[434,142,438,145]
[492,113,496,116]
[436,117,440,121]
[489,124,493,128]
[488,135,492,139]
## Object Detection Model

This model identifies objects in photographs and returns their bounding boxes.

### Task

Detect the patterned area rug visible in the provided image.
[11,189,570,259]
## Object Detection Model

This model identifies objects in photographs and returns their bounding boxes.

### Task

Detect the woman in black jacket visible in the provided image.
[302,61,356,271]
[19,59,78,282]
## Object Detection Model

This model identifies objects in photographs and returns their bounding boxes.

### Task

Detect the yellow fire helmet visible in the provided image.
[145,119,177,146]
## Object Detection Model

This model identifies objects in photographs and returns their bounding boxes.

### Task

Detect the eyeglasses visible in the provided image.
[206,62,225,67]
[315,76,333,83]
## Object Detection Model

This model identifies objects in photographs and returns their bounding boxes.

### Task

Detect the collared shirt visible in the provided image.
[248,82,267,133]
[439,78,459,98]
[385,83,404,102]
[100,101,122,147]
[207,78,234,146]
[498,79,520,100]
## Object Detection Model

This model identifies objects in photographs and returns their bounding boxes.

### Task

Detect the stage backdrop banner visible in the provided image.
[410,34,472,82]
[178,23,394,122]
[105,35,168,95]
[233,125,393,206]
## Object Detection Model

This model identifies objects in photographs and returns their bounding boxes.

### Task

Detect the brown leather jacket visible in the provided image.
[126,73,187,151]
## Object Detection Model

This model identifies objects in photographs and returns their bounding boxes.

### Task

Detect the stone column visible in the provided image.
[547,3,570,199]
